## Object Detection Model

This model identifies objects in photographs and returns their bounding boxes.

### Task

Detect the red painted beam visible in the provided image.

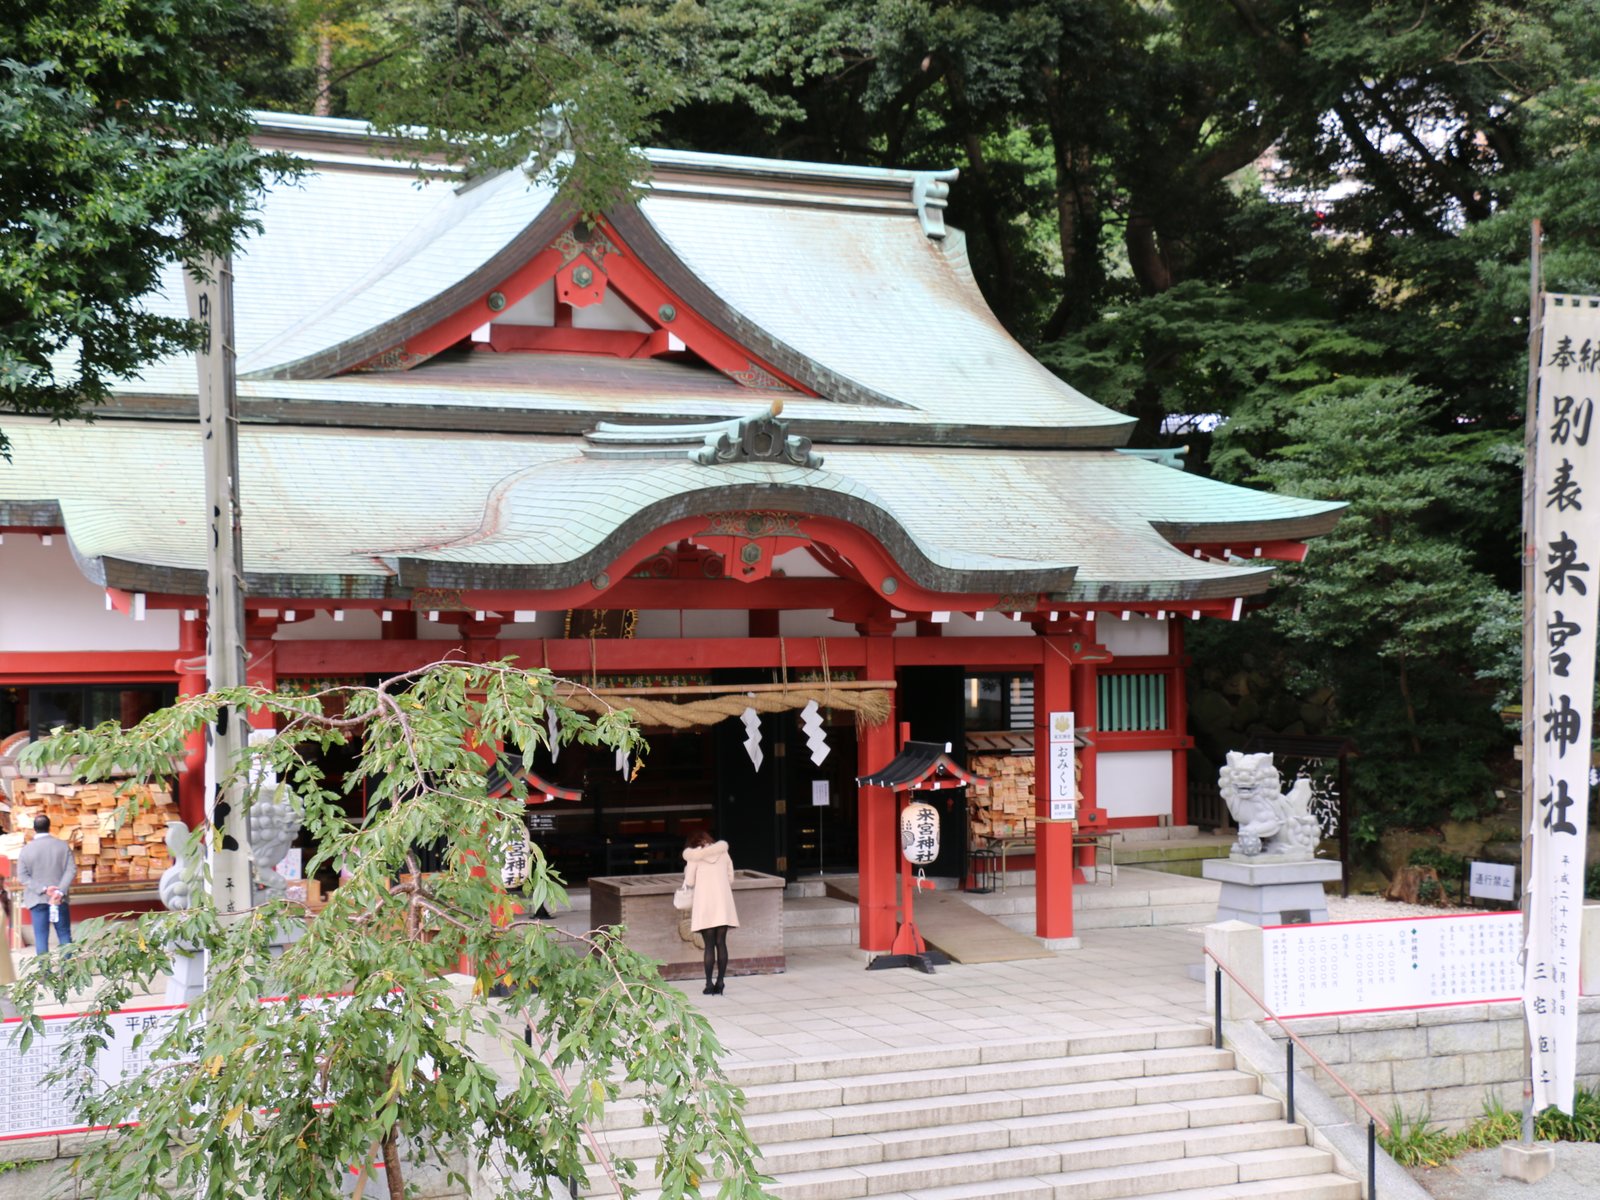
[0,651,181,680]
[1180,541,1309,564]
[274,636,873,677]
[1095,731,1193,752]
[891,637,1044,667]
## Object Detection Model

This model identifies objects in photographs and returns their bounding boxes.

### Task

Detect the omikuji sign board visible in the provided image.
[1048,711,1076,820]
[1526,293,1600,1114]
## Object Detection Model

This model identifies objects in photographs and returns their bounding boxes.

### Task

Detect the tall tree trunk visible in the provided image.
[1125,211,1175,294]
[1397,656,1423,756]
[945,70,1017,314]
[382,1123,406,1199]
[315,28,333,117]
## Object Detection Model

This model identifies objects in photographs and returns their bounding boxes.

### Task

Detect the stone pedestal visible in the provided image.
[1500,1141,1554,1183]
[588,870,786,980]
[1202,857,1342,926]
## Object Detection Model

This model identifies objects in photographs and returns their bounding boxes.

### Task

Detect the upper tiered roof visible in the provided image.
[1,113,1344,609]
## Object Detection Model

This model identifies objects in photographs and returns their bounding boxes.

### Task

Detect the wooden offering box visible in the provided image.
[587,870,786,980]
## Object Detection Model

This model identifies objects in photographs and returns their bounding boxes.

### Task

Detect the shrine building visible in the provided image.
[0,113,1342,949]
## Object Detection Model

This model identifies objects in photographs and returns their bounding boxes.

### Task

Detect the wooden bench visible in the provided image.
[981,833,1115,889]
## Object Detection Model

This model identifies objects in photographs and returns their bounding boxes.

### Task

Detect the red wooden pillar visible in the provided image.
[176,611,207,830]
[1033,635,1074,939]
[460,614,504,666]
[245,613,279,731]
[856,624,898,951]
[1168,618,1189,826]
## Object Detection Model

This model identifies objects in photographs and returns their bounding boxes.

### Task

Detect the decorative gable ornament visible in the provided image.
[693,403,821,469]
[583,402,822,469]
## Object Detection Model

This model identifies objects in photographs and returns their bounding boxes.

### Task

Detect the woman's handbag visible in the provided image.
[672,882,694,911]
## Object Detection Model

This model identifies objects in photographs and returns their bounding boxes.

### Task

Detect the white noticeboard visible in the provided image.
[1262,912,1522,1019]
[812,780,830,807]
[0,1005,184,1140]
[1047,711,1076,814]
[1469,861,1516,902]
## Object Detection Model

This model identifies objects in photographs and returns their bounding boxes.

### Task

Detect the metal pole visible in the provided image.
[1213,966,1223,1049]
[1286,1040,1296,1124]
[1519,220,1544,1144]
[1368,1117,1378,1199]
[185,254,253,921]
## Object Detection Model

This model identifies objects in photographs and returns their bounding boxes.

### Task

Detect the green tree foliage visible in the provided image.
[1236,381,1518,823]
[8,662,770,1200]
[0,0,298,458]
[298,1,825,215]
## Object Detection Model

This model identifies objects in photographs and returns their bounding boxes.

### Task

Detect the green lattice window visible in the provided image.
[1098,672,1168,732]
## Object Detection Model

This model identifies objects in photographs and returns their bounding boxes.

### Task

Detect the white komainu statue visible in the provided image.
[157,820,197,911]
[245,730,302,902]
[159,731,305,909]
[1218,751,1320,860]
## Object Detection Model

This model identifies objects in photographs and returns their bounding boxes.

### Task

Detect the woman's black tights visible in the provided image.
[702,925,730,991]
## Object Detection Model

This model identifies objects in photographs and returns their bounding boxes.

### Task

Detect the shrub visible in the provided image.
[1407,846,1468,877]
[1380,1107,1460,1167]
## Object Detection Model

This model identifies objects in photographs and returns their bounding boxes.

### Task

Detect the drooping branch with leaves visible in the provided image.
[9,660,772,1200]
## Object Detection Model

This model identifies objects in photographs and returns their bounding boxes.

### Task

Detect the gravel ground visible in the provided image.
[1324,893,1483,920]
[1408,1142,1600,1200]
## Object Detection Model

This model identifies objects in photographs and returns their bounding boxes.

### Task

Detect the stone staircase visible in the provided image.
[587,1026,1359,1200]
[784,879,860,949]
[962,868,1218,934]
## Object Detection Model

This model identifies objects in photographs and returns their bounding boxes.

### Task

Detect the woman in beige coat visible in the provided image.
[682,831,739,994]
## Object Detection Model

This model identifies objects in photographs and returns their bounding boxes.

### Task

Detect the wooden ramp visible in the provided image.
[823,878,1054,963]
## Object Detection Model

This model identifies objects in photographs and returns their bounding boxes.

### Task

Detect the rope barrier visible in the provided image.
[558,685,891,730]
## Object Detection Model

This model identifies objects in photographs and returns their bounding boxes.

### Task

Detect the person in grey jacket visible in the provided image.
[18,814,75,954]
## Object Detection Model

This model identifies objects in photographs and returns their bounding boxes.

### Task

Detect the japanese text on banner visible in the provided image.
[1526,293,1600,1115]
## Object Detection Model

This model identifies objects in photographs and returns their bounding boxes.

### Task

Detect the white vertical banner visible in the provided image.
[1525,292,1600,1114]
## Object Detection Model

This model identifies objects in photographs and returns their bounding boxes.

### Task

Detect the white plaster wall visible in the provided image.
[1096,749,1173,819]
[680,610,750,638]
[272,609,382,641]
[634,610,687,639]
[499,612,566,639]
[941,611,1037,638]
[778,610,852,637]
[419,615,468,640]
[0,536,179,652]
[1093,614,1168,657]
[772,548,836,578]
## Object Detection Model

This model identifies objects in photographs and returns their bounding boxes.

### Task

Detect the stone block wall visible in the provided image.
[0,1133,472,1200]
[1264,997,1600,1131]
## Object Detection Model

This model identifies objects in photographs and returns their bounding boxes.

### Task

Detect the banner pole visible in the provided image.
[1519,219,1544,1144]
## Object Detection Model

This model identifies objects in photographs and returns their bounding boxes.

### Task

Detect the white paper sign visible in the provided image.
[812,780,830,807]
[0,1005,184,1138]
[1262,913,1522,1018]
[1526,293,1600,1114]
[1047,711,1075,743]
[1469,861,1516,902]
[273,847,303,882]
[1047,711,1076,806]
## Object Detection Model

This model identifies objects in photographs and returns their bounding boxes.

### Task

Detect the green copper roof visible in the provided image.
[0,417,1339,602]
